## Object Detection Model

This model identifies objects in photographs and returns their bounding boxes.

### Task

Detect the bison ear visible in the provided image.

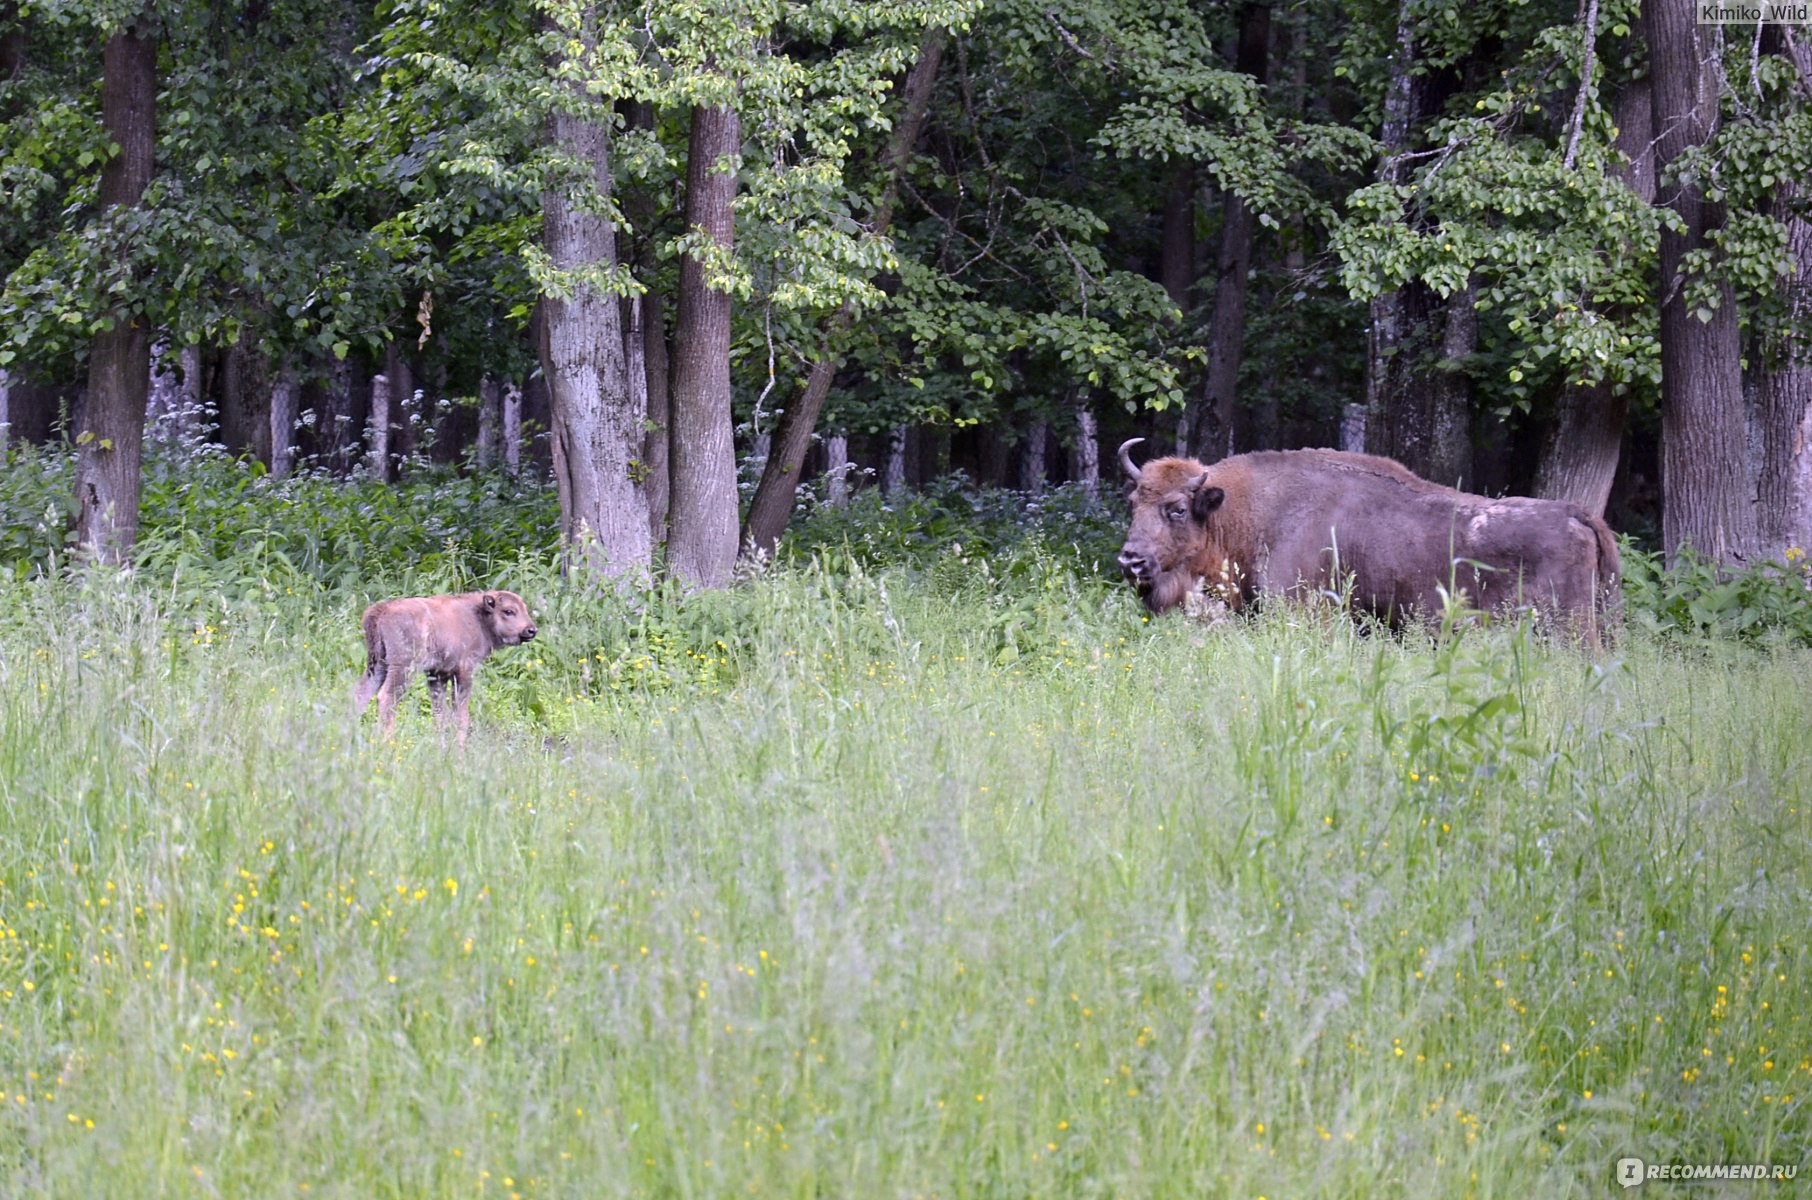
[1191,483,1225,522]
[481,593,498,612]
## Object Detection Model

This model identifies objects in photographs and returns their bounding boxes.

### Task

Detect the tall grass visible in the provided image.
[2,452,1808,1195]
[1,531,1807,1197]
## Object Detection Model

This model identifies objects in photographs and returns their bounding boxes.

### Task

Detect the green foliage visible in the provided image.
[1620,541,1812,646]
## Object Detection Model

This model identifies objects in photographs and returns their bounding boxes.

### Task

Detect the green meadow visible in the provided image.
[0,465,1808,1198]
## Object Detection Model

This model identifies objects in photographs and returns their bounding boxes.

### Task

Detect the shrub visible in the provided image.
[1620,540,1812,645]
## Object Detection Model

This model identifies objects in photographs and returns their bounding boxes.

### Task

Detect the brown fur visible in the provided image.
[1118,448,1620,645]
[352,590,538,744]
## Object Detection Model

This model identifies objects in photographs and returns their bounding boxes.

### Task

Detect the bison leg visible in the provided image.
[375,662,412,737]
[451,669,475,747]
[426,672,451,733]
[353,639,387,716]
[353,663,384,716]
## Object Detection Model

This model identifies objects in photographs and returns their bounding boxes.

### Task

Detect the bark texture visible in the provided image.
[502,381,522,475]
[538,25,650,581]
[824,434,850,506]
[1070,396,1100,491]
[268,370,298,478]
[73,14,156,561]
[367,373,392,478]
[1755,31,1812,557]
[1649,0,1758,565]
[476,376,501,470]
[882,426,908,495]
[667,100,741,587]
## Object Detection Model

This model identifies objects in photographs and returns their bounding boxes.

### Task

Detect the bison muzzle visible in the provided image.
[1117,440,1619,643]
[353,590,538,744]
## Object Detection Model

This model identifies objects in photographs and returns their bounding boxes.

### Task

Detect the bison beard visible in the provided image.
[1117,441,1619,643]
[353,590,538,744]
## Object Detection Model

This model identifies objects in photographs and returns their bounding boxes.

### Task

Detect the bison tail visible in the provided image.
[1591,518,1622,614]
[360,602,388,671]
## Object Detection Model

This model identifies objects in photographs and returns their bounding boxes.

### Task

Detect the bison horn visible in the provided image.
[1118,437,1145,483]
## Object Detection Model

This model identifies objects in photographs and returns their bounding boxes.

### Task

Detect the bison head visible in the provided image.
[480,590,539,645]
[1116,438,1226,613]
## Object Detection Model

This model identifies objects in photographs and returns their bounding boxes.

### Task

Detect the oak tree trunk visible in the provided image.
[73,12,155,561]
[742,29,948,554]
[1192,2,1270,463]
[667,100,741,587]
[619,100,671,546]
[1019,420,1048,493]
[1755,31,1812,558]
[268,370,298,478]
[1070,395,1099,492]
[824,434,850,506]
[366,373,392,479]
[1362,1,1472,484]
[539,43,651,582]
[642,290,671,544]
[1650,0,1758,565]
[1533,78,1655,516]
[502,381,522,475]
[476,376,501,470]
[882,425,908,495]
[384,340,417,471]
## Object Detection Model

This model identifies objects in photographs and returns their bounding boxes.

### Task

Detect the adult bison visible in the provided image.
[1115,440,1619,641]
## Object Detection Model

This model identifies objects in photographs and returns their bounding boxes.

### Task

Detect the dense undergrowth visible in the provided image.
[0,449,1808,1197]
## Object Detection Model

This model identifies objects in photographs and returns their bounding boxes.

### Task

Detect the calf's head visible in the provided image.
[480,591,538,645]
[1116,438,1225,609]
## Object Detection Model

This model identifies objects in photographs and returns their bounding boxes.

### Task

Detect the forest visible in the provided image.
[1,0,1808,580]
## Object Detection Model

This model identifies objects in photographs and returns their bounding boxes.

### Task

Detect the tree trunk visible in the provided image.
[742,29,948,554]
[502,381,523,475]
[147,336,180,437]
[539,28,650,582]
[1019,420,1048,492]
[620,100,671,547]
[366,373,392,479]
[321,352,365,473]
[1192,2,1270,464]
[269,370,298,478]
[476,375,502,470]
[1755,31,1812,558]
[1362,2,1473,484]
[1070,394,1099,492]
[0,371,9,462]
[1533,78,1655,516]
[1427,279,1476,487]
[218,342,268,459]
[385,340,420,471]
[824,434,850,506]
[1650,0,1758,566]
[73,13,155,561]
[667,100,741,587]
[882,425,908,495]
[642,291,671,544]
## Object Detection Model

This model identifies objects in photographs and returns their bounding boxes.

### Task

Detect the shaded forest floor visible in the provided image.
[0,454,1809,1196]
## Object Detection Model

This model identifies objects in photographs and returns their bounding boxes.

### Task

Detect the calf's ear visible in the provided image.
[1191,482,1225,522]
[481,592,498,612]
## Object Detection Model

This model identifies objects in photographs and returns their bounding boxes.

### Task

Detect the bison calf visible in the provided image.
[353,590,537,744]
